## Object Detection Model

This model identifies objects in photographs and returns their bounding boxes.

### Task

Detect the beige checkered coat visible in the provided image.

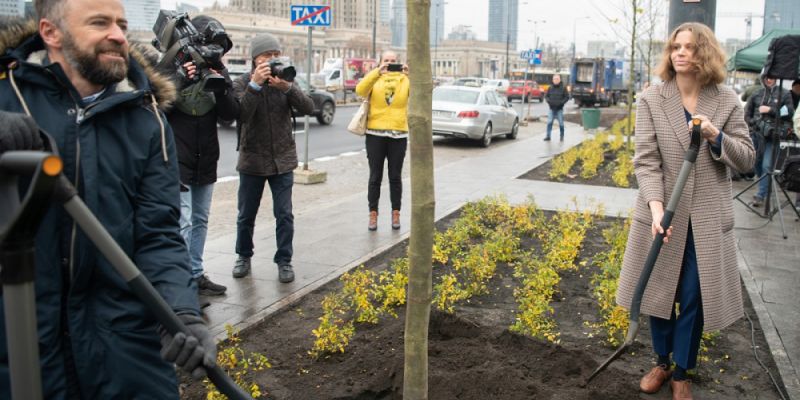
[616,80,756,331]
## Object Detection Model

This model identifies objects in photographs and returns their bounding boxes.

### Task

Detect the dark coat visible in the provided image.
[232,72,314,176]
[545,82,570,111]
[743,83,795,138]
[0,20,197,399]
[167,74,239,185]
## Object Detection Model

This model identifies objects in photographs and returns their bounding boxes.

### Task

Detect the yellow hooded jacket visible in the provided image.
[355,68,410,132]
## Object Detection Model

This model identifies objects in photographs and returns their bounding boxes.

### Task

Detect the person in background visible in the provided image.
[231,33,314,282]
[743,74,795,207]
[544,74,569,141]
[790,79,800,110]
[355,51,410,231]
[166,15,239,298]
[0,0,215,397]
[616,22,754,400]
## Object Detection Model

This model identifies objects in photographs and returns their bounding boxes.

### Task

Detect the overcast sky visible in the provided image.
[160,0,766,52]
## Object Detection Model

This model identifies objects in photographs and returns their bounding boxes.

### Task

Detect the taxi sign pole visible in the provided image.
[521,57,530,126]
[303,26,312,171]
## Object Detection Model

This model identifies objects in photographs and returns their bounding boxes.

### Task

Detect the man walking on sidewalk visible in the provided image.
[544,74,569,141]
[230,33,314,283]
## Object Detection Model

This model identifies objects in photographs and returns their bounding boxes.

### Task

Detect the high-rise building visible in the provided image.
[229,0,379,31]
[763,0,800,34]
[586,40,616,58]
[380,0,391,24]
[391,0,407,47]
[175,2,201,15]
[0,0,24,17]
[430,0,445,47]
[123,0,161,32]
[488,0,517,50]
[448,25,477,41]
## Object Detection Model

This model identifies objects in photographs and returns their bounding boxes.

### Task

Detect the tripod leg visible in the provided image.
[771,175,788,239]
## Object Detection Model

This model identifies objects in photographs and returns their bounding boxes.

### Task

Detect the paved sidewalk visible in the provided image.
[198,122,799,399]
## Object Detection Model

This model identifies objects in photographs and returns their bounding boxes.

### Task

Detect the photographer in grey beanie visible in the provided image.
[230,33,314,282]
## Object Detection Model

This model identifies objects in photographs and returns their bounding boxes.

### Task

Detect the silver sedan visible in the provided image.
[432,86,520,147]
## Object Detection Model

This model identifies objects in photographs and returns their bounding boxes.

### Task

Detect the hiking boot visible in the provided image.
[749,196,763,208]
[391,210,401,230]
[368,210,378,231]
[197,274,227,296]
[640,365,671,394]
[232,256,251,278]
[278,264,295,283]
[670,379,693,400]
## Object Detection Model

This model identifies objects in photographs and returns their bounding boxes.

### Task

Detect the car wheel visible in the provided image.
[506,119,519,140]
[523,95,529,103]
[316,101,335,125]
[507,97,513,103]
[538,96,544,103]
[480,123,492,147]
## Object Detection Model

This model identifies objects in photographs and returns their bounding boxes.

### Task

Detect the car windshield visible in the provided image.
[433,88,480,104]
[294,76,311,91]
[510,82,524,87]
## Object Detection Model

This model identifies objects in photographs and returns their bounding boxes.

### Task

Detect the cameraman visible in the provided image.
[231,33,314,282]
[744,74,795,207]
[165,15,239,299]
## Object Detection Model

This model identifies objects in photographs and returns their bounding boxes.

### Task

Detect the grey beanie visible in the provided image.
[250,33,281,60]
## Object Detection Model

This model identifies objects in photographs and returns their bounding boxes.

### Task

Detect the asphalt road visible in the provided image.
[216,99,552,179]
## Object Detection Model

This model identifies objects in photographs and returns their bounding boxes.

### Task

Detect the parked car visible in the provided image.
[452,77,488,87]
[485,79,511,95]
[506,80,544,103]
[431,85,519,147]
[294,75,336,125]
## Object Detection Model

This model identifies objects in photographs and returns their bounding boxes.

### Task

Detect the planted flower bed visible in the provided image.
[182,198,785,399]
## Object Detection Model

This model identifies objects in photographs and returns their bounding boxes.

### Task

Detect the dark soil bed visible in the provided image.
[517,148,639,189]
[181,211,785,400]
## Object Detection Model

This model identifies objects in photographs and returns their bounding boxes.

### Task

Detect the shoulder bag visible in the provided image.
[347,95,370,136]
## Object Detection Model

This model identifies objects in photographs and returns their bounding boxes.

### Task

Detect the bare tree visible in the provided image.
[404,0,435,399]
[635,0,667,84]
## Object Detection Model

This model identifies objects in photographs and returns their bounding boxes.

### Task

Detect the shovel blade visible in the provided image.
[583,320,640,386]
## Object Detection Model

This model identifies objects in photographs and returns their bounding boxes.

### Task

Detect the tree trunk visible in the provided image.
[404,0,435,399]
[626,0,638,150]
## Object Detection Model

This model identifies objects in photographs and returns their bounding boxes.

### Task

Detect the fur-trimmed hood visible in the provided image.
[0,17,175,109]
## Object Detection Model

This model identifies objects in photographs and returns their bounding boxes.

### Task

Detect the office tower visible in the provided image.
[488,0,517,50]
[763,0,799,34]
[123,0,161,32]
[0,0,24,17]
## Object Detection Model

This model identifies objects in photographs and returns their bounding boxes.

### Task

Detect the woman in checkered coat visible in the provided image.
[615,23,755,399]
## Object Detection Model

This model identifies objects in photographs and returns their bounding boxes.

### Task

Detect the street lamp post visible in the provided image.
[504,0,511,78]
[372,0,377,60]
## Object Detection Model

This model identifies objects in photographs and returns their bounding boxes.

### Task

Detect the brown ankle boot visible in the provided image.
[391,210,401,230]
[640,366,671,394]
[368,211,378,231]
[670,379,693,400]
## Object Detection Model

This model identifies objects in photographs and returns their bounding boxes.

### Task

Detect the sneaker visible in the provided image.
[232,256,251,278]
[749,196,763,208]
[278,264,295,283]
[196,274,227,296]
[368,210,378,231]
[543,136,551,141]
[391,210,401,230]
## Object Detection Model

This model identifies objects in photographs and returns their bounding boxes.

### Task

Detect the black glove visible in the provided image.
[0,111,43,154]
[159,313,216,380]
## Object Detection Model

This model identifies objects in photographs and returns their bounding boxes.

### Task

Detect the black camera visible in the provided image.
[151,10,233,92]
[268,59,296,82]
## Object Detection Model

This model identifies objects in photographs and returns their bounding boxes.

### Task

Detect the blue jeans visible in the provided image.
[650,225,704,370]
[180,183,214,278]
[546,108,565,139]
[756,140,774,200]
[235,172,294,265]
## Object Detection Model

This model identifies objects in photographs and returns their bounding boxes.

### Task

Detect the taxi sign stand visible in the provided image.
[291,5,331,184]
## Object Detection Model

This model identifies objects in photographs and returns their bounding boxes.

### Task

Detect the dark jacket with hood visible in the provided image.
[744,75,795,140]
[545,81,570,111]
[0,19,198,399]
[233,72,314,176]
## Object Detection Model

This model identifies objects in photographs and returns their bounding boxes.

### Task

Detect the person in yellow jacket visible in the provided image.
[355,51,410,231]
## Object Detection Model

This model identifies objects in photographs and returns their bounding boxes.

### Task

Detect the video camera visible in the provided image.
[151,10,233,92]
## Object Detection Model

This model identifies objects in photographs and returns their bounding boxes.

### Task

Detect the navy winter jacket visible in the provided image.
[0,21,198,399]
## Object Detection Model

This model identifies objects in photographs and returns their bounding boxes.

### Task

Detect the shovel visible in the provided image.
[584,118,703,386]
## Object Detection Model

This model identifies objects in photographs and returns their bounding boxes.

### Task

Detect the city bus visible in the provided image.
[510,68,570,92]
